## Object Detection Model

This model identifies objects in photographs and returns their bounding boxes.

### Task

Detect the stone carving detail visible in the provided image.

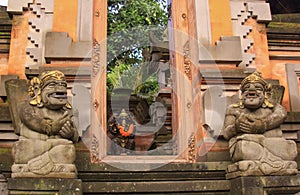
[26,2,53,68]
[92,40,101,77]
[11,70,79,178]
[91,134,100,163]
[183,41,192,80]
[188,134,196,163]
[230,1,272,68]
[223,72,298,179]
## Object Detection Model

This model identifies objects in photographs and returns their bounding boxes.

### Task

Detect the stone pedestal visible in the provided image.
[0,174,8,195]
[226,134,298,179]
[230,175,300,195]
[226,160,298,179]
[8,178,82,195]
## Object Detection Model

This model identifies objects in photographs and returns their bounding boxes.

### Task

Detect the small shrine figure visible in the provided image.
[223,71,298,179]
[107,109,136,155]
[11,70,79,178]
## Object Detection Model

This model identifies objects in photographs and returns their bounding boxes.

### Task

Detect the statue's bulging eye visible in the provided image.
[47,83,56,88]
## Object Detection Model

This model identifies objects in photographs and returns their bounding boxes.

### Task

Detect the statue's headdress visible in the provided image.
[39,70,66,89]
[28,70,71,108]
[240,71,269,92]
[235,71,273,108]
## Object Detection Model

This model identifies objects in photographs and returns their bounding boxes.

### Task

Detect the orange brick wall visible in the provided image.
[53,0,78,41]
[7,13,30,79]
[208,0,232,44]
[0,54,9,75]
[245,18,272,79]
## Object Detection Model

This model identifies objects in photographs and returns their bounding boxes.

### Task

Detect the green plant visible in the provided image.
[106,0,166,103]
[107,60,159,103]
[107,0,168,70]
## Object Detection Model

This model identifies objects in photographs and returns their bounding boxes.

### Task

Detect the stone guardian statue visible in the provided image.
[223,71,298,179]
[11,70,79,178]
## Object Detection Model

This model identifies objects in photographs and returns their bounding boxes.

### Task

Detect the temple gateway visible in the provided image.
[0,0,299,194]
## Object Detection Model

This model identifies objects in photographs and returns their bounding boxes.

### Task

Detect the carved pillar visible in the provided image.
[91,0,107,161]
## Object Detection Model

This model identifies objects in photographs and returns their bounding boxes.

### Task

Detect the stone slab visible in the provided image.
[78,0,92,41]
[199,36,243,64]
[37,0,54,13]
[195,0,212,45]
[5,79,29,134]
[230,1,246,20]
[0,103,11,122]
[71,85,91,136]
[7,0,33,14]
[83,180,229,194]
[230,175,300,195]
[0,75,18,96]
[45,32,92,60]
[247,2,272,22]
[8,178,82,195]
[0,173,8,195]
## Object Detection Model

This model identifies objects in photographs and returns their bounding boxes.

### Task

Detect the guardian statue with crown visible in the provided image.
[223,71,298,179]
[11,70,79,178]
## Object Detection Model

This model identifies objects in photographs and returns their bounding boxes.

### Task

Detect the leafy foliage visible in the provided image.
[107,0,168,68]
[108,0,167,34]
[106,0,167,102]
[106,60,159,103]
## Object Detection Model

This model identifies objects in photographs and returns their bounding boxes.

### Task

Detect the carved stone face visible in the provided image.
[41,80,68,109]
[241,83,265,109]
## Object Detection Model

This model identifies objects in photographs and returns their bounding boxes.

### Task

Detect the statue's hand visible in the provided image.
[237,114,266,134]
[251,118,266,133]
[50,112,71,135]
[237,114,253,133]
[59,120,75,139]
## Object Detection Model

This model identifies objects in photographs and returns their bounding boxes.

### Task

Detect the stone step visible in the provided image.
[78,169,226,182]
[0,123,14,132]
[0,39,10,44]
[82,180,229,194]
[0,132,18,141]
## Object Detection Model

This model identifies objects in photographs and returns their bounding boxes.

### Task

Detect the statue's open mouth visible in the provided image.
[48,92,68,99]
[246,91,258,98]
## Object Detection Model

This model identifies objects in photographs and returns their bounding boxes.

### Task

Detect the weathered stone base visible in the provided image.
[226,160,298,179]
[11,164,77,178]
[0,174,8,195]
[229,175,300,195]
[8,178,82,195]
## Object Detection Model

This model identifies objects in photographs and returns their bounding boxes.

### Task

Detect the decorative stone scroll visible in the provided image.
[223,71,298,179]
[9,70,79,178]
